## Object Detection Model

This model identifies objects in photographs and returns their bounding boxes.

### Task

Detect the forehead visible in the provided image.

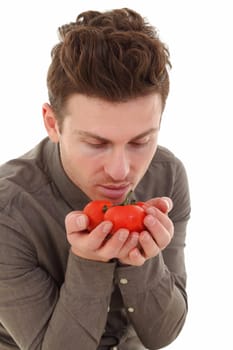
[63,93,162,137]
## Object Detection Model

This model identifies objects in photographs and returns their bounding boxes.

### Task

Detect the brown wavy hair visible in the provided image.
[47,8,171,125]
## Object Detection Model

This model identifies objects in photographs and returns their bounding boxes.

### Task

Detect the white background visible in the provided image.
[0,1,233,348]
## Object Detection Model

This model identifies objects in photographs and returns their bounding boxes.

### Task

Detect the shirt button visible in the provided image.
[128,307,135,313]
[107,306,110,312]
[120,278,128,284]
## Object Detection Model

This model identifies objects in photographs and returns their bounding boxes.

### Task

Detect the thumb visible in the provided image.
[65,211,88,234]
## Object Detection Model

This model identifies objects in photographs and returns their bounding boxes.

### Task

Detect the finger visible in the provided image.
[65,213,113,251]
[68,221,114,262]
[118,232,139,259]
[128,247,146,266]
[65,211,88,233]
[139,231,160,257]
[161,197,173,213]
[99,229,130,259]
[144,197,173,214]
[154,224,173,249]
[144,212,173,249]
[88,221,113,250]
[144,206,174,234]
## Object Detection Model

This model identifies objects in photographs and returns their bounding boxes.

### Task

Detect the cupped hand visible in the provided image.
[65,197,174,266]
[118,197,174,266]
[65,211,133,262]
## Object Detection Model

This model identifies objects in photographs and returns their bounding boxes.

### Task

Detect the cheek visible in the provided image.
[131,144,157,166]
[138,149,157,177]
[73,153,103,176]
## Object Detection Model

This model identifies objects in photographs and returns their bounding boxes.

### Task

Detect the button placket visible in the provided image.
[119,277,135,314]
[120,278,128,285]
[127,307,135,313]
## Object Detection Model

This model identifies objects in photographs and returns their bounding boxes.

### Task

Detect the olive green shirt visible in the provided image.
[0,138,191,350]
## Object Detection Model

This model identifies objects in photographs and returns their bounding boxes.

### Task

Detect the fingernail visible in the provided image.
[141,232,150,241]
[131,233,139,243]
[102,222,113,234]
[118,229,129,241]
[76,215,86,230]
[131,248,140,257]
[146,207,156,216]
[162,198,170,211]
[145,214,156,225]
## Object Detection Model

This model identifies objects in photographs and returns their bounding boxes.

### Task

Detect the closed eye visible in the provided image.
[85,141,109,149]
[129,137,152,147]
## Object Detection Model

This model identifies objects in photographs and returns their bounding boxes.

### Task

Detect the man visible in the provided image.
[0,8,191,350]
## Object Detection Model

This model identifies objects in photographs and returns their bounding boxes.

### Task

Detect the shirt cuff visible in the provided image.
[115,253,166,294]
[64,250,117,299]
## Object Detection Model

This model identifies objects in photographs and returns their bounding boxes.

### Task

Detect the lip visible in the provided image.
[97,184,131,202]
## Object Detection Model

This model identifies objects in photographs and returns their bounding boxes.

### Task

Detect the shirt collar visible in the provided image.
[45,139,90,210]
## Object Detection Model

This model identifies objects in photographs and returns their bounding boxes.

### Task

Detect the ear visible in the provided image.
[42,103,60,143]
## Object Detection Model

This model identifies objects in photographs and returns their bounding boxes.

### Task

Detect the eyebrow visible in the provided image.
[74,128,159,143]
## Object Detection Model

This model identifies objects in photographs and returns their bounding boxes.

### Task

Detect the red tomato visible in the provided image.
[134,201,145,207]
[83,190,146,233]
[83,200,112,231]
[104,204,146,233]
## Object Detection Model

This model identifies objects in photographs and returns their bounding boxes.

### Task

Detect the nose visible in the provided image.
[104,147,130,181]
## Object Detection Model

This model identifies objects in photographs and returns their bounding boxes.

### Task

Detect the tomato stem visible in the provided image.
[102,205,109,213]
[120,190,134,206]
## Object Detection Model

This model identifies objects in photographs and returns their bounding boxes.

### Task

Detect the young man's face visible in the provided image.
[44,93,162,204]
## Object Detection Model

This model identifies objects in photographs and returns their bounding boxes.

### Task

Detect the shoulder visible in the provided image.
[145,145,187,186]
[0,138,51,212]
[136,145,190,210]
[152,145,182,165]
[149,145,189,184]
[147,145,191,221]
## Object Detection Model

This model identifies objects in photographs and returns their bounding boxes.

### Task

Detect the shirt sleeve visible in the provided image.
[0,215,116,350]
[115,157,191,349]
